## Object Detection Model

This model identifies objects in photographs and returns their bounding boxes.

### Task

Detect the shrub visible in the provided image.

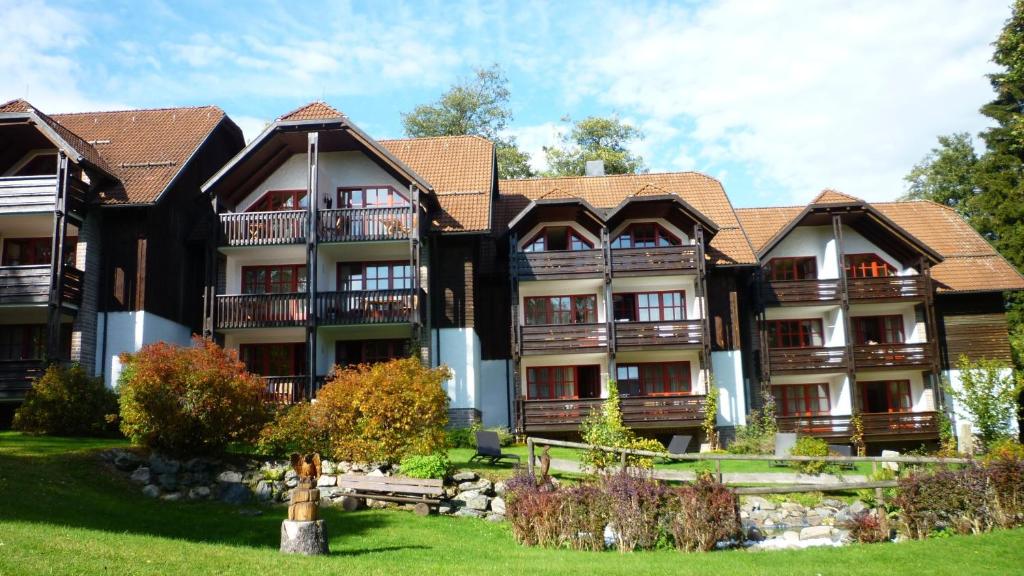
[666,477,741,551]
[256,402,329,457]
[945,355,1023,449]
[728,393,777,455]
[788,436,832,475]
[984,446,1024,528]
[558,484,609,551]
[703,382,719,450]
[581,381,665,470]
[446,423,514,449]
[399,453,452,479]
[982,437,1024,463]
[602,471,666,552]
[894,466,992,538]
[505,472,561,547]
[117,337,269,455]
[846,511,889,544]
[316,358,451,463]
[13,364,118,437]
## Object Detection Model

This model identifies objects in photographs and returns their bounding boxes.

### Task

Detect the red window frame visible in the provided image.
[526,365,581,399]
[766,319,824,348]
[765,257,817,281]
[523,226,593,252]
[247,189,307,212]
[337,185,409,208]
[523,294,597,326]
[337,261,413,291]
[772,383,831,416]
[852,315,905,345]
[845,253,894,278]
[860,380,912,413]
[2,237,77,267]
[613,290,686,322]
[241,264,307,294]
[239,343,306,376]
[616,362,692,396]
[610,222,681,249]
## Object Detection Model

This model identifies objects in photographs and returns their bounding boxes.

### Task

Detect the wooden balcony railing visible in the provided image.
[610,245,699,276]
[0,175,57,214]
[519,323,607,355]
[215,293,307,329]
[513,250,604,280]
[315,289,416,325]
[767,346,848,374]
[258,376,305,404]
[614,320,703,349]
[847,276,927,301]
[853,343,932,370]
[62,266,84,307]
[761,279,842,305]
[522,394,706,432]
[0,265,83,307]
[318,208,413,242]
[776,411,939,440]
[220,211,306,246]
[0,359,45,400]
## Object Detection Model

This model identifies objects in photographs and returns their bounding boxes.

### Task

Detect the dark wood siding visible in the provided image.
[936,292,1013,367]
[432,236,475,329]
[708,270,741,351]
[477,235,511,360]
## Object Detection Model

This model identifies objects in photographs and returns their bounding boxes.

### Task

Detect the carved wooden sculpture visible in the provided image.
[287,452,321,521]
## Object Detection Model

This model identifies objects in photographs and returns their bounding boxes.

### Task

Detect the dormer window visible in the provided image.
[338,186,409,208]
[845,253,894,278]
[523,226,592,252]
[766,257,817,281]
[611,223,681,249]
[249,190,307,212]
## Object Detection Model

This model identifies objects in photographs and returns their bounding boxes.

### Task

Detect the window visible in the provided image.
[248,190,307,212]
[773,383,831,416]
[852,315,905,345]
[526,366,578,399]
[336,339,408,366]
[2,237,77,267]
[765,257,817,281]
[239,343,306,376]
[613,291,685,322]
[523,226,593,252]
[338,186,409,208]
[337,262,412,291]
[845,253,894,278]
[766,319,824,348]
[861,380,912,413]
[241,265,307,294]
[0,325,46,360]
[12,152,57,177]
[524,295,597,325]
[616,362,691,396]
[610,223,681,249]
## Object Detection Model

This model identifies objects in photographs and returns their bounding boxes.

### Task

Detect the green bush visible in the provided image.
[256,402,330,457]
[788,436,831,475]
[580,381,665,470]
[399,453,452,479]
[13,364,118,437]
[118,337,270,455]
[727,392,776,455]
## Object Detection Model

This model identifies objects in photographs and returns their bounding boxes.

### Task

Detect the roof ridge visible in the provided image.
[51,104,224,117]
[498,170,721,184]
[277,100,344,121]
[379,134,492,144]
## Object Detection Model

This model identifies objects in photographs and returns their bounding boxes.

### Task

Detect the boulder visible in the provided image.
[881,450,900,472]
[255,480,275,501]
[453,489,480,504]
[493,481,507,496]
[188,486,211,500]
[184,458,211,472]
[454,508,485,518]
[491,496,506,515]
[800,525,832,540]
[113,451,144,471]
[452,471,478,482]
[459,479,494,495]
[438,505,454,515]
[746,525,766,542]
[849,500,867,515]
[464,494,491,511]
[130,467,151,485]
[142,484,161,498]
[317,475,337,487]
[157,473,178,491]
[321,460,337,475]
[217,470,243,484]
[745,496,776,510]
[220,482,253,505]
[366,468,385,478]
[366,498,388,510]
[782,530,800,542]
[485,513,505,523]
[149,453,181,475]
[161,492,183,502]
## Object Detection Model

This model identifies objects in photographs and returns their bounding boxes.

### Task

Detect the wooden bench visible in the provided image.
[335,474,444,516]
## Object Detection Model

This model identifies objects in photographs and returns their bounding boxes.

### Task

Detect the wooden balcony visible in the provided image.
[853,343,933,370]
[610,245,699,276]
[215,293,307,329]
[0,175,58,215]
[519,323,607,355]
[513,250,604,280]
[761,279,842,306]
[220,211,306,247]
[767,346,849,375]
[847,276,927,301]
[776,411,939,441]
[522,394,706,433]
[0,359,45,401]
[258,376,306,404]
[614,320,703,350]
[318,208,413,242]
[0,265,84,308]
[315,289,416,325]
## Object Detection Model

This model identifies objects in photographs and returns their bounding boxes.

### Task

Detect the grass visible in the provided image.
[1,431,1022,576]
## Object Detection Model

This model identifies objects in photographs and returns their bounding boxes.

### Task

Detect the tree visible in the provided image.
[902,132,980,219]
[543,115,646,177]
[401,64,533,179]
[946,356,1023,448]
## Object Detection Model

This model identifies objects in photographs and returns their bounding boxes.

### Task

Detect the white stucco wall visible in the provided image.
[433,327,481,411]
[480,359,512,428]
[944,368,1019,444]
[711,350,746,427]
[95,311,193,388]
[764,224,917,278]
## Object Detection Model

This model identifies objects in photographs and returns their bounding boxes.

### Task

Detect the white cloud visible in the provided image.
[502,122,565,173]
[567,0,1005,204]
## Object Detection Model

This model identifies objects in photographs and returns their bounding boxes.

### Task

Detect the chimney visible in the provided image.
[585,160,605,177]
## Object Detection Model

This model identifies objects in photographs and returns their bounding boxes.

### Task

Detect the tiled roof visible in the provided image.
[811,189,863,205]
[52,106,229,205]
[0,98,32,113]
[379,136,495,233]
[736,201,1024,293]
[1,99,113,175]
[278,101,344,121]
[497,172,757,265]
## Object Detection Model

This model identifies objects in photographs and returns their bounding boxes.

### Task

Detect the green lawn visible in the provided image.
[1,432,1021,576]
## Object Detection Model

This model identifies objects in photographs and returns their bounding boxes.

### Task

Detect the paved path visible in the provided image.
[547,458,867,484]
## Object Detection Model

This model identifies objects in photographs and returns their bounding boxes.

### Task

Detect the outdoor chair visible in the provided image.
[827,443,857,470]
[667,435,692,456]
[469,431,521,466]
[771,432,798,467]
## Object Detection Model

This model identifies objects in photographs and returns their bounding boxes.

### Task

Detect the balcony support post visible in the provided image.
[694,225,712,392]
[410,184,424,364]
[509,231,523,434]
[602,227,615,371]
[45,153,70,362]
[920,256,944,409]
[833,214,857,411]
[305,132,319,401]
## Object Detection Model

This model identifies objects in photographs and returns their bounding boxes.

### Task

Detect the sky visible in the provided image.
[0,0,1009,207]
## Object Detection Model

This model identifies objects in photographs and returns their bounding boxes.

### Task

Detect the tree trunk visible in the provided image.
[280,520,329,555]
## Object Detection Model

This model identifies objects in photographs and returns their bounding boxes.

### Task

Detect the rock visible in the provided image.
[177,472,195,486]
[142,484,161,498]
[493,481,507,496]
[217,470,243,483]
[188,486,211,500]
[822,498,844,508]
[881,450,900,472]
[454,508,484,518]
[340,496,364,512]
[800,526,832,540]
[783,530,800,542]
[158,473,178,491]
[321,460,337,475]
[366,468,385,477]
[812,507,833,518]
[832,529,851,543]
[805,514,822,527]
[280,520,329,556]
[149,453,181,475]
[452,471,477,482]
[113,451,144,471]
[184,458,210,472]
[453,490,480,504]
[745,496,776,510]
[161,492,183,502]
[464,494,490,511]
[190,471,211,485]
[255,480,275,501]
[242,471,261,484]
[130,467,151,485]
[485,513,505,522]
[750,510,769,521]
[849,501,867,515]
[438,505,454,515]
[746,525,766,542]
[491,496,506,515]
[780,502,804,512]
[317,475,337,487]
[460,479,493,495]
[220,482,253,505]
[366,498,388,510]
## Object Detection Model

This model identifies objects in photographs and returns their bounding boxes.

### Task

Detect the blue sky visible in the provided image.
[1,0,1008,207]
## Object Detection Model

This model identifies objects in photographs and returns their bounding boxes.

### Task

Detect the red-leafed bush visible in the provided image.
[666,476,741,551]
[846,511,889,544]
[117,337,269,455]
[505,471,563,547]
[895,465,992,538]
[558,484,609,551]
[602,471,667,552]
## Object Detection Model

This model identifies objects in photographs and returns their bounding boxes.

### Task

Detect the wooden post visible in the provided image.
[45,153,70,362]
[620,448,627,470]
[527,438,535,477]
[716,459,723,483]
[306,132,319,400]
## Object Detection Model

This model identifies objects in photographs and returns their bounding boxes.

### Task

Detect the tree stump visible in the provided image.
[413,502,431,517]
[280,520,329,555]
